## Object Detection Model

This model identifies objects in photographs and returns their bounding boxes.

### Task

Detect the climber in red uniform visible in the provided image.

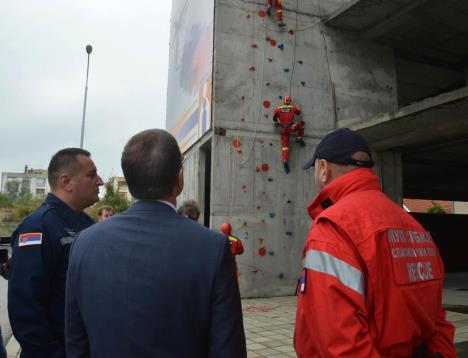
[273,95,305,174]
[295,128,456,358]
[266,0,286,27]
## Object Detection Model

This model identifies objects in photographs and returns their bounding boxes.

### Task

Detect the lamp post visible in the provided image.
[80,44,93,149]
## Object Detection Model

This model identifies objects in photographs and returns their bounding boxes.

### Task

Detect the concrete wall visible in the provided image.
[176,0,400,297]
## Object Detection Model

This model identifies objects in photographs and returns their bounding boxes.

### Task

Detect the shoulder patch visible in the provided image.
[18,233,43,247]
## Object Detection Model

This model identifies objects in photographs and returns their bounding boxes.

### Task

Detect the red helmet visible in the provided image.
[283,95,291,104]
[220,222,232,235]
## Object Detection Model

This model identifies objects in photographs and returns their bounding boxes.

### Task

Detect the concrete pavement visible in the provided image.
[5,295,468,358]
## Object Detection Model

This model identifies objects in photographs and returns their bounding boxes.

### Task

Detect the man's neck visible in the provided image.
[51,190,82,213]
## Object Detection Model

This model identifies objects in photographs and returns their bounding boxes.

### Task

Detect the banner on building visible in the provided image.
[166,0,213,152]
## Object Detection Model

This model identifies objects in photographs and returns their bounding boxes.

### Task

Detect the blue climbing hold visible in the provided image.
[300,81,306,86]
[278,95,283,100]
[283,68,289,72]
[269,213,276,218]
[267,177,274,182]
[268,251,275,256]
[298,60,303,64]
[277,43,284,50]
[285,231,293,236]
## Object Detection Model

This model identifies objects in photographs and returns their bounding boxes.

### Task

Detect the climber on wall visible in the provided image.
[273,95,305,174]
[266,0,286,27]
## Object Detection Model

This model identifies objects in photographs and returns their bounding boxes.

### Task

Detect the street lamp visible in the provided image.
[80,44,93,149]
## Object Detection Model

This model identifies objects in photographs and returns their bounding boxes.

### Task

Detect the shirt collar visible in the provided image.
[156,200,177,212]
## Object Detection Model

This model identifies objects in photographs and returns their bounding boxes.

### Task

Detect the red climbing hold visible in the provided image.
[258,10,266,17]
[261,163,270,172]
[232,139,241,149]
[265,36,271,42]
[246,13,251,19]
[263,100,271,108]
[240,117,245,122]
[268,58,273,63]
[270,39,277,46]
[258,247,267,256]
[288,29,295,35]
[251,43,258,48]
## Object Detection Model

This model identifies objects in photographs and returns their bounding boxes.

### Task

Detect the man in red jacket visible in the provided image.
[266,0,286,27]
[295,128,455,357]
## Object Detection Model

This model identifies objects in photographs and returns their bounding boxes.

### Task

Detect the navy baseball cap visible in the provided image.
[303,128,374,170]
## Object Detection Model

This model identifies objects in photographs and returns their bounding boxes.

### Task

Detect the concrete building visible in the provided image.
[167,0,468,297]
[1,166,49,198]
[112,176,132,201]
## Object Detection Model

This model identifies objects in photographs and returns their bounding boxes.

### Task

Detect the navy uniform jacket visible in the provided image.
[8,193,94,358]
[66,200,247,358]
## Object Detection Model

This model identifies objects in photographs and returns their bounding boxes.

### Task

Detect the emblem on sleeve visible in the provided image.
[18,233,43,247]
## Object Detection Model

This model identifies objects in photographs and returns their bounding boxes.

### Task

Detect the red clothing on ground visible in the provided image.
[273,104,303,161]
[295,169,455,358]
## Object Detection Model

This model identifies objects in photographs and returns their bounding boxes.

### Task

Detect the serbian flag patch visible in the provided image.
[18,233,43,247]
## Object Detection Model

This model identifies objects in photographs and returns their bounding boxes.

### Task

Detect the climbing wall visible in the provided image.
[177,0,397,297]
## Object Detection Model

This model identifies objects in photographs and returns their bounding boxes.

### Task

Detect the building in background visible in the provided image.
[1,166,49,198]
[167,0,468,297]
[112,176,132,201]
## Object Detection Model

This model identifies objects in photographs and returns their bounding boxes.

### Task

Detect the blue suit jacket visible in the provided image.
[65,200,246,358]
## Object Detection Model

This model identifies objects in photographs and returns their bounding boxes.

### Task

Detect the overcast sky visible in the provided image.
[0,1,171,181]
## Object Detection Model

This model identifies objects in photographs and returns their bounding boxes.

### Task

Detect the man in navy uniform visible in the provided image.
[65,129,247,358]
[8,148,103,358]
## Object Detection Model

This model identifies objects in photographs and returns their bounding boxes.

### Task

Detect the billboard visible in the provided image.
[166,0,214,152]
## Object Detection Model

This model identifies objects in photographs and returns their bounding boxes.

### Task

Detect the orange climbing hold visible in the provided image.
[251,43,258,48]
[258,10,266,17]
[255,165,261,172]
[265,36,271,41]
[263,100,271,108]
[232,139,241,148]
[256,204,261,210]
[262,163,270,172]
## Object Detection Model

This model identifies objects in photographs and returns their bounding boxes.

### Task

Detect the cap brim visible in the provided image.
[303,157,315,170]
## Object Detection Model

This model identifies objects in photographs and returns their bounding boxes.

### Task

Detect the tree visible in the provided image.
[0,193,13,208]
[8,192,43,222]
[20,177,31,196]
[5,181,20,201]
[89,179,131,220]
[427,201,447,214]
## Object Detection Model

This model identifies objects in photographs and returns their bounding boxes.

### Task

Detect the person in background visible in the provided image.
[295,128,455,358]
[97,206,113,222]
[177,199,201,222]
[65,129,246,358]
[8,148,103,358]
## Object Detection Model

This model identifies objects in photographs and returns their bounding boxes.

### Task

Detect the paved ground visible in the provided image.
[5,295,468,358]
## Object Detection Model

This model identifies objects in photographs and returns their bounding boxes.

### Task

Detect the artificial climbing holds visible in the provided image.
[258,10,266,17]
[263,100,271,108]
[232,139,241,148]
[261,163,270,172]
[283,68,289,72]
[285,231,293,236]
[288,29,295,35]
[278,95,283,100]
[277,43,284,50]
[270,39,277,46]
[268,251,275,256]
[251,43,258,48]
[255,165,261,172]
[258,247,267,256]
[300,81,306,86]
[267,178,274,182]
[265,81,271,86]
[267,58,273,63]
[249,65,256,71]
[269,213,275,218]
[298,60,303,64]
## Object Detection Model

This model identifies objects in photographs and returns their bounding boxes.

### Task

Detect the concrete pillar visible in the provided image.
[373,150,403,205]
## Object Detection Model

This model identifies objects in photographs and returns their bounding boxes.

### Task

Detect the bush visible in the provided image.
[89,179,132,221]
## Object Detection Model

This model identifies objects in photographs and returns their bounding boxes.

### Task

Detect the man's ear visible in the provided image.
[318,159,331,187]
[58,173,73,192]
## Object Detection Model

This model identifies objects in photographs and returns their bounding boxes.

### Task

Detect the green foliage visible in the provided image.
[8,192,43,222]
[427,201,447,214]
[0,193,13,208]
[5,181,20,201]
[89,178,132,221]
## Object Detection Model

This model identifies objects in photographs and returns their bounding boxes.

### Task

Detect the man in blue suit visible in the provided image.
[65,129,247,358]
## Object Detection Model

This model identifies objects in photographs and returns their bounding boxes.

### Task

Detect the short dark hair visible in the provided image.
[177,200,201,220]
[98,206,113,216]
[121,129,182,200]
[48,148,91,189]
